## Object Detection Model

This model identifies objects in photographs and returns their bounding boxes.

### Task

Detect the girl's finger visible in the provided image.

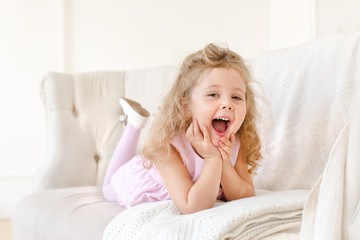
[186,122,194,138]
[193,119,202,138]
[218,146,228,159]
[219,141,231,154]
[220,138,233,156]
[202,124,210,142]
[220,137,231,147]
[230,133,235,144]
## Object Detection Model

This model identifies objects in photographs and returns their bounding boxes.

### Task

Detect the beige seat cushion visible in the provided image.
[12,186,125,240]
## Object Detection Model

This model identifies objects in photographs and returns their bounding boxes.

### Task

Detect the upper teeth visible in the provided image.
[215,117,230,121]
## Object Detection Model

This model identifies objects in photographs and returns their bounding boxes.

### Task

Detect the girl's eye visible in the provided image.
[232,96,243,101]
[208,93,219,97]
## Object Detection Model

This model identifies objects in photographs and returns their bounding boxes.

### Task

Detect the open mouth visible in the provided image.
[212,117,230,134]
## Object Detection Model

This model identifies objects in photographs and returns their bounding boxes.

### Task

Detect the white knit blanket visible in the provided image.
[103,190,308,240]
[253,31,360,191]
[300,89,360,240]
[252,31,360,239]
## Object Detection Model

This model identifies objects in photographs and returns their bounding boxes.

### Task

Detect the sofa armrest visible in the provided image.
[36,71,126,190]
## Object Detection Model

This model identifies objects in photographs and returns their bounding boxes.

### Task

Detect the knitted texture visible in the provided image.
[103,190,308,240]
[253,31,360,191]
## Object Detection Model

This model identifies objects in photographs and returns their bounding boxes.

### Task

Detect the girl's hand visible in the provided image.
[218,133,235,164]
[186,119,221,161]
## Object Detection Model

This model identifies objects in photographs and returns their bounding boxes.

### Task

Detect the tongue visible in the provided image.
[212,120,227,133]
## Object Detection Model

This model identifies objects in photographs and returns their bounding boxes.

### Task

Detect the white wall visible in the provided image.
[1,0,359,218]
[0,0,65,218]
[269,0,316,49]
[317,0,360,37]
[67,0,270,72]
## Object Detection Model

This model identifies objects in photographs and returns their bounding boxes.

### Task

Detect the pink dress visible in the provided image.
[110,134,241,207]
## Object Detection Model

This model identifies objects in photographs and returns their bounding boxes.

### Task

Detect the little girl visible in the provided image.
[103,43,262,214]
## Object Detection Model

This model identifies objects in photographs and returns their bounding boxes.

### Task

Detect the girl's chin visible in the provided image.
[211,132,233,146]
[210,135,221,147]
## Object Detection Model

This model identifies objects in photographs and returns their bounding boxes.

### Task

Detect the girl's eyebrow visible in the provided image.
[205,84,246,93]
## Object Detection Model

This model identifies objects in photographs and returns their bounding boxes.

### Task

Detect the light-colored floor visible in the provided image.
[0,219,12,240]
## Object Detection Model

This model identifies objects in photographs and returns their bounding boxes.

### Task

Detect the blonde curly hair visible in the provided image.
[142,43,262,174]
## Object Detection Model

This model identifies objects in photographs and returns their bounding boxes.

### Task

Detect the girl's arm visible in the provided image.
[156,120,222,214]
[218,137,255,201]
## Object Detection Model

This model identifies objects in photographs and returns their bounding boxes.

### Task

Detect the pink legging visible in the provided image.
[103,123,141,201]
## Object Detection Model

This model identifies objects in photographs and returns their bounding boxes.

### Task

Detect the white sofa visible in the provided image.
[12,32,360,240]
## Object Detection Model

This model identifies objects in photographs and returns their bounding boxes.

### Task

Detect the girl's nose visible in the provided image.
[221,99,233,110]
[221,105,233,110]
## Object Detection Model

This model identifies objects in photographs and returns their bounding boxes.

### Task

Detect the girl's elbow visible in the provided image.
[179,206,208,215]
[241,186,255,199]
[226,187,255,201]
[179,208,196,215]
[177,201,215,215]
[246,188,255,197]
[247,186,255,197]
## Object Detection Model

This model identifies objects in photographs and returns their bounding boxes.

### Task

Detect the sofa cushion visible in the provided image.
[12,186,124,240]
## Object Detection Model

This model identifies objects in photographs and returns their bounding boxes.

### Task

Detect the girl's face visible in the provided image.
[188,67,247,146]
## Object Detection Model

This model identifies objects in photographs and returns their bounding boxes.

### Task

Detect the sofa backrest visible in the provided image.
[36,67,177,190]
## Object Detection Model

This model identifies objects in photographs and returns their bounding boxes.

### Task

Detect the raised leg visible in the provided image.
[102,98,149,201]
[103,123,141,201]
